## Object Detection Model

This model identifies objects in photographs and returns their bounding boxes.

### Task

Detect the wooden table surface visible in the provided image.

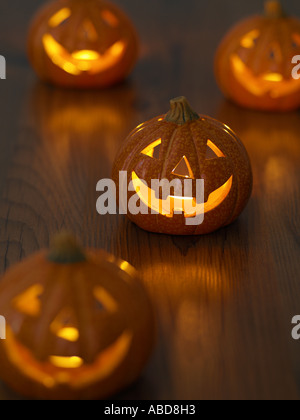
[0,0,300,400]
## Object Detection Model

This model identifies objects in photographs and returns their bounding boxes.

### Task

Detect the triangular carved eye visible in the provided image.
[93,287,118,313]
[240,29,260,48]
[48,8,71,28]
[172,156,194,179]
[101,10,119,27]
[141,139,161,159]
[13,284,44,317]
[206,140,225,160]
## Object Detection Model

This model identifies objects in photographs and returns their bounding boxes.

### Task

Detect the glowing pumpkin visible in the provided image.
[112,97,253,235]
[215,1,300,111]
[27,0,139,88]
[0,233,155,400]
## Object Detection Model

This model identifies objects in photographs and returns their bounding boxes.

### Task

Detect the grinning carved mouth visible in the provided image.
[231,54,300,98]
[132,172,233,218]
[3,326,132,389]
[42,34,126,76]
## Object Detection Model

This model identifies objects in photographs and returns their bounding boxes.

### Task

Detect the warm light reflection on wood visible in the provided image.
[264,157,293,195]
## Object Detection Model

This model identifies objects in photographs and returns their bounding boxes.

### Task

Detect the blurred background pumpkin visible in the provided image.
[215,1,300,111]
[27,0,139,88]
[0,233,156,400]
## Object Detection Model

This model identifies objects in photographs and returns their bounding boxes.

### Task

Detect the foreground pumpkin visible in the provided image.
[112,97,253,235]
[0,234,155,400]
[27,0,139,88]
[215,1,300,112]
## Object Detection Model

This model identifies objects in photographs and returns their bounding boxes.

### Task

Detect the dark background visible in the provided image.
[0,0,300,400]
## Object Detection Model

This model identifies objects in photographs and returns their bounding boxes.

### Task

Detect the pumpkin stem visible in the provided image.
[48,232,86,264]
[165,97,200,125]
[264,1,285,18]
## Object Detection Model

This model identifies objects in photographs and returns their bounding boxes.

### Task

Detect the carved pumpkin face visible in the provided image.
[27,0,139,88]
[0,234,155,400]
[112,97,253,235]
[215,1,300,111]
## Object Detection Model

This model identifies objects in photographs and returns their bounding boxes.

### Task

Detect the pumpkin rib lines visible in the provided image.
[31,268,69,361]
[159,125,178,180]
[189,124,203,234]
[71,266,100,363]
[156,125,178,230]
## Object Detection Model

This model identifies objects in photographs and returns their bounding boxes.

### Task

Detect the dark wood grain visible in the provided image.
[0,0,300,400]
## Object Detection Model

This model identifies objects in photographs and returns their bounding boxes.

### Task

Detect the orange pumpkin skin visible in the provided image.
[215,1,300,112]
[0,234,155,400]
[112,97,253,235]
[27,0,139,88]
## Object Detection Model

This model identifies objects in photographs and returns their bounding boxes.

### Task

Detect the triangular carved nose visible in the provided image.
[78,19,98,42]
[172,156,194,179]
[50,308,79,343]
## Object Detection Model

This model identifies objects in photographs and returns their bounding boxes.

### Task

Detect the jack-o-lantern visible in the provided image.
[27,0,139,88]
[215,1,300,112]
[112,97,253,235]
[0,233,155,400]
